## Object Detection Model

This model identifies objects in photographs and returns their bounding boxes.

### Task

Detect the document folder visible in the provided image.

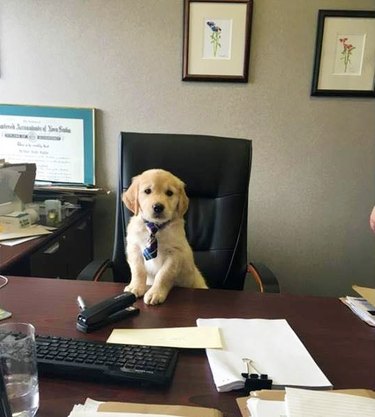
[98,401,223,417]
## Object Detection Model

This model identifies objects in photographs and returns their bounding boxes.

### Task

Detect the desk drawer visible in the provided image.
[30,215,93,279]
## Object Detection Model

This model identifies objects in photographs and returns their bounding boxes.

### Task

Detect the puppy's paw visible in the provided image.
[143,288,168,305]
[124,283,147,298]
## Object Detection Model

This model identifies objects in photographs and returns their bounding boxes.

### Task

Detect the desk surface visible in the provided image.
[1,277,374,417]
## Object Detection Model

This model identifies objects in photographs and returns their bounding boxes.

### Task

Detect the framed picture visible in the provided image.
[0,104,95,185]
[182,0,253,82]
[311,10,375,97]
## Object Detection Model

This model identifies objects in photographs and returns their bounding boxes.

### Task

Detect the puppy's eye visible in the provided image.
[144,188,152,195]
[166,190,174,197]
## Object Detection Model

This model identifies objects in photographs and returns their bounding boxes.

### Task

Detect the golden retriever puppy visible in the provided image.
[122,169,207,305]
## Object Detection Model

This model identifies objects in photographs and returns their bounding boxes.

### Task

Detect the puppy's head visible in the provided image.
[123,169,189,223]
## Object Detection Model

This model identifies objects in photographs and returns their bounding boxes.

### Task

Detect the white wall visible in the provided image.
[1,0,374,296]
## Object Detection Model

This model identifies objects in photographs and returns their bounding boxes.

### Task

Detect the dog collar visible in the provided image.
[143,219,171,229]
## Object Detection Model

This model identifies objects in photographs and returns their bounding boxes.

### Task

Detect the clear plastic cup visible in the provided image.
[0,323,39,417]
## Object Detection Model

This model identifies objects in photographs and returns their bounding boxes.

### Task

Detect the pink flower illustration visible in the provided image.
[339,37,356,72]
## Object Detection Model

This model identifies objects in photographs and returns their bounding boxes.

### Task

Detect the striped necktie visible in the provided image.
[143,221,170,260]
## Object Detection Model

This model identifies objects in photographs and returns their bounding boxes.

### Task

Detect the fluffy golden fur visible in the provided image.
[122,169,207,305]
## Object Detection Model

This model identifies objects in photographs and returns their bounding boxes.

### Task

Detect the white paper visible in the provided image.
[0,224,52,241]
[69,411,180,417]
[340,296,375,327]
[353,285,375,308]
[107,327,222,349]
[68,398,183,417]
[68,398,102,416]
[0,235,40,246]
[285,387,375,417]
[247,398,286,417]
[82,398,103,410]
[196,318,332,392]
[70,413,181,417]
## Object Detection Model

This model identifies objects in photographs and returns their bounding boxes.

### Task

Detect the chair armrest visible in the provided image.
[247,262,280,293]
[77,259,114,281]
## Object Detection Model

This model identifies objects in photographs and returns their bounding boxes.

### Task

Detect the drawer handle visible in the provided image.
[43,242,60,254]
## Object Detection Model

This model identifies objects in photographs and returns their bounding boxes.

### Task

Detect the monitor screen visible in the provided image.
[0,104,95,186]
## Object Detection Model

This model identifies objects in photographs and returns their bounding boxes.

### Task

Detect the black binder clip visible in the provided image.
[241,358,272,395]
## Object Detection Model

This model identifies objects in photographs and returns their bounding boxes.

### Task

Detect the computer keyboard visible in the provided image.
[35,334,178,386]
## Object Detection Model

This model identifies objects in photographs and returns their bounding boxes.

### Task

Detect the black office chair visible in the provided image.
[78,132,279,293]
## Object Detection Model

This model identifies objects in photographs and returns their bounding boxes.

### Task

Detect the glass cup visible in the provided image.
[0,323,39,417]
[44,200,61,226]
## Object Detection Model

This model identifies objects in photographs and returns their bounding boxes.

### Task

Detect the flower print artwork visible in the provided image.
[339,37,355,72]
[206,21,222,57]
[203,18,232,59]
[333,34,364,75]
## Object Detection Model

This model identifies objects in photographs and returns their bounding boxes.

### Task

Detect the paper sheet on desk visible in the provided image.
[247,397,286,417]
[68,398,223,417]
[99,402,222,417]
[107,327,222,349]
[237,389,375,417]
[285,387,375,417]
[70,412,181,417]
[196,318,332,392]
[353,285,375,308]
[340,296,375,326]
[0,224,52,241]
[0,235,40,246]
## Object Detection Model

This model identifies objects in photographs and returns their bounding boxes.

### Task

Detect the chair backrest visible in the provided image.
[111,132,252,290]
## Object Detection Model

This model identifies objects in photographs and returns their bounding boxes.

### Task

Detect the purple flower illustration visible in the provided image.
[207,21,222,57]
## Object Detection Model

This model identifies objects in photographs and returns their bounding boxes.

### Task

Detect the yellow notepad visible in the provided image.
[107,326,222,349]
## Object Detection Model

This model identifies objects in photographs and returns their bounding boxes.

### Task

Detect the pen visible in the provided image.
[77,296,87,311]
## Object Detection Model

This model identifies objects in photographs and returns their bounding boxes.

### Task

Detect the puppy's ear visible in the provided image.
[122,176,139,215]
[177,184,189,217]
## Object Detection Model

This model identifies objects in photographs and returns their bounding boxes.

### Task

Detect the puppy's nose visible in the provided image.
[153,203,164,214]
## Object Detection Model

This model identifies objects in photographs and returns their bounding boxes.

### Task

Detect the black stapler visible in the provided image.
[76,292,139,333]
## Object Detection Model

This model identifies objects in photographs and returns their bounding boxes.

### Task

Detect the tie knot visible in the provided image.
[144,221,161,235]
[144,220,170,235]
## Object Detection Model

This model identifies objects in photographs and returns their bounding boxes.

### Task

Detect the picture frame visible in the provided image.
[0,104,95,185]
[311,10,375,97]
[182,0,253,82]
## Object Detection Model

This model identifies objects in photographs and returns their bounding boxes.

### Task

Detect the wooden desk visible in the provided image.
[0,208,93,278]
[1,277,374,417]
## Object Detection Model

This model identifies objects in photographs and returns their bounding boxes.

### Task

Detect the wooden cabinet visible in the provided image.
[0,208,93,279]
[30,213,92,278]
